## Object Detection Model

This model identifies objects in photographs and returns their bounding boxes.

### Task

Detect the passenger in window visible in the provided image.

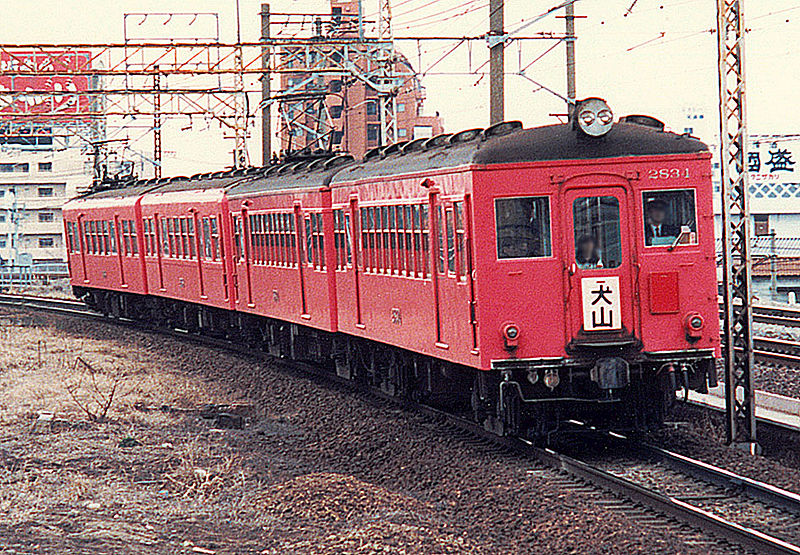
[644,199,679,246]
[576,235,603,269]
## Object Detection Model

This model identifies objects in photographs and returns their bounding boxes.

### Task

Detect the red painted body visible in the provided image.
[64,151,719,371]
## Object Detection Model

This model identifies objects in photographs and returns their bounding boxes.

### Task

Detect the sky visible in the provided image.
[2,0,800,175]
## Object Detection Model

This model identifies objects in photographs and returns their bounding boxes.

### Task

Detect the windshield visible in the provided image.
[642,189,697,247]
[572,196,622,269]
[495,196,552,259]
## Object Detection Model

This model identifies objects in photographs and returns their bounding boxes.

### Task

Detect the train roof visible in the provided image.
[72,120,709,202]
[330,122,709,183]
[225,155,354,198]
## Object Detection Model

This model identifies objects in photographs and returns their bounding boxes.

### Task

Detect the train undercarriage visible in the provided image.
[74,286,717,441]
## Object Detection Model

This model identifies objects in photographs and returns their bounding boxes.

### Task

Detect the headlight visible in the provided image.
[573,97,614,137]
[544,369,560,390]
[504,325,519,340]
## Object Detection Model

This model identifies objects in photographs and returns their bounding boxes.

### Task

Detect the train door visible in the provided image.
[193,212,205,298]
[155,214,166,291]
[240,208,254,307]
[429,190,446,347]
[349,198,363,326]
[564,184,638,343]
[76,214,88,282]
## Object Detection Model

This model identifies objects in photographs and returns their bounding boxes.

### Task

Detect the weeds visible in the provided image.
[64,356,125,422]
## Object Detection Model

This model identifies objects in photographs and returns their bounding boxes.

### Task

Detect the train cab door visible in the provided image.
[563,183,638,346]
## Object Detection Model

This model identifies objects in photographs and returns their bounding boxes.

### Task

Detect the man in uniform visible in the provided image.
[644,198,679,245]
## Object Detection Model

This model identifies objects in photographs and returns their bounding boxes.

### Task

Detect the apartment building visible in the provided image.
[0,139,91,264]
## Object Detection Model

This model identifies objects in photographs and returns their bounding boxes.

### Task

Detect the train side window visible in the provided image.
[454,202,467,279]
[210,217,220,261]
[420,204,430,278]
[495,197,552,259]
[445,207,456,274]
[110,220,117,254]
[436,206,445,274]
[572,196,622,269]
[642,189,698,247]
[121,220,130,254]
[187,218,196,259]
[202,217,211,259]
[130,220,138,255]
[232,215,243,261]
[100,221,108,254]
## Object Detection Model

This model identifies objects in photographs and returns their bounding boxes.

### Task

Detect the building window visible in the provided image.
[754,214,770,236]
[38,162,52,172]
[331,130,344,145]
[413,125,434,139]
[367,124,380,142]
[366,101,378,116]
[0,214,5,222]
[38,187,53,197]
[0,239,5,248]
[396,103,406,113]
[0,190,4,197]
[38,212,54,222]
[330,105,343,119]
[38,237,55,248]
[0,163,28,173]
[398,128,408,138]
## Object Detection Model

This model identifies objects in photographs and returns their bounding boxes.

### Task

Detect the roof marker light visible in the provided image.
[573,97,614,138]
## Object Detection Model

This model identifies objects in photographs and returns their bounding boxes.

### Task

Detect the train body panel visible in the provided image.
[329,167,479,368]
[225,187,338,332]
[139,189,231,311]
[64,195,147,295]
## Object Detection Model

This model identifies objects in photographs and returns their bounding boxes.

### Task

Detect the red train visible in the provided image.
[63,99,720,437]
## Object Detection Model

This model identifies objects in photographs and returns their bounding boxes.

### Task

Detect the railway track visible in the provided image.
[3,293,800,552]
[545,431,800,555]
[753,305,800,329]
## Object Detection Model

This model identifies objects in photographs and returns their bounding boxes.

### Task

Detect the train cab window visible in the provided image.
[572,196,622,269]
[642,190,697,247]
[495,197,552,259]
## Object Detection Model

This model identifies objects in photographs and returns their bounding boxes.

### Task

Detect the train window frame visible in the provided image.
[641,188,699,249]
[494,195,553,261]
[572,195,623,270]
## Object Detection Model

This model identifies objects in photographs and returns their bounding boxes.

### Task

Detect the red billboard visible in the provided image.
[0,50,93,118]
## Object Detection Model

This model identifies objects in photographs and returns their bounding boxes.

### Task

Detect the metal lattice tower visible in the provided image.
[716,0,759,453]
[378,0,393,41]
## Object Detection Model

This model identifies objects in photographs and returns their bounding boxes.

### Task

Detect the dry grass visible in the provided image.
[0,309,267,553]
[0,309,483,554]
[3,278,74,299]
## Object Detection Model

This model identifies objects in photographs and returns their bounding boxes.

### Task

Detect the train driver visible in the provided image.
[576,235,603,269]
[645,199,680,245]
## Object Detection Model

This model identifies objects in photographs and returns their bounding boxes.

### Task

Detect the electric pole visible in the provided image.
[717,0,759,454]
[565,1,576,115]
[489,0,504,124]
[261,3,271,165]
[153,68,162,179]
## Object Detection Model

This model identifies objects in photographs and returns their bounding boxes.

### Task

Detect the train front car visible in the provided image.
[471,99,720,437]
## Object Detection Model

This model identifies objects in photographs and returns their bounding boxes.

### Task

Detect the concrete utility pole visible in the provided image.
[565,1,576,115]
[717,0,759,454]
[488,0,504,124]
[261,3,271,165]
[153,69,162,179]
